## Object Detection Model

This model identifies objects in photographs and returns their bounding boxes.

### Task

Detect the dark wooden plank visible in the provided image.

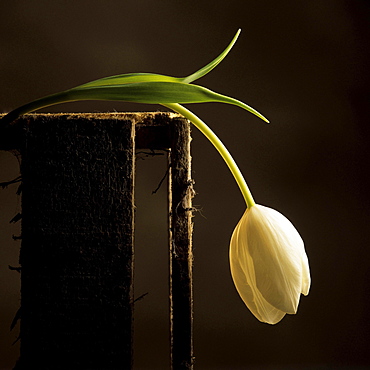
[0,112,194,369]
[17,114,135,369]
[168,118,194,370]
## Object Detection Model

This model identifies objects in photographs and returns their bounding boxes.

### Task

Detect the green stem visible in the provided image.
[1,91,73,126]
[1,91,256,209]
[164,103,255,208]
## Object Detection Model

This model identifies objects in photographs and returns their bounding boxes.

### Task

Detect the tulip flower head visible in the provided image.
[0,29,310,324]
[230,205,310,324]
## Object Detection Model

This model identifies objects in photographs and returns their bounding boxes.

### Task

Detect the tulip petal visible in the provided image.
[230,222,286,324]
[229,204,310,324]
[300,251,311,296]
[246,205,304,313]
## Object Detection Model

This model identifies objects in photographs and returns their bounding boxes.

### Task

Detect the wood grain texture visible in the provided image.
[0,112,193,369]
[18,114,135,369]
[168,118,194,370]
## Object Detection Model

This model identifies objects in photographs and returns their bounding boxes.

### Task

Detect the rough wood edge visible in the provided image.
[168,118,194,369]
[0,112,185,151]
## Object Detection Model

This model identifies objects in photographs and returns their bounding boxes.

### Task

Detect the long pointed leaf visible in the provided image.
[73,81,268,122]
[181,29,241,83]
[77,72,182,88]
[0,29,270,125]
[3,81,268,123]
[68,29,241,89]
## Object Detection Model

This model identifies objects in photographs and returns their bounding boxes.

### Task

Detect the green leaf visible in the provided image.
[180,29,241,83]
[66,81,269,122]
[0,29,269,125]
[67,29,241,89]
[77,72,181,88]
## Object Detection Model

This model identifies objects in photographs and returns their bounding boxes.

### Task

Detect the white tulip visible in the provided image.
[230,204,311,324]
[166,106,311,324]
[165,106,311,325]
[0,26,310,328]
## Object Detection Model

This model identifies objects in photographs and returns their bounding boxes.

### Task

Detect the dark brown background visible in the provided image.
[0,1,369,369]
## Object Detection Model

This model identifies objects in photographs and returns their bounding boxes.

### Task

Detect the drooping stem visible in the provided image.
[1,87,257,209]
[163,103,255,208]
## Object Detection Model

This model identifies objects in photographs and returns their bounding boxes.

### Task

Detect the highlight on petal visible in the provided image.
[229,204,310,324]
[300,249,311,296]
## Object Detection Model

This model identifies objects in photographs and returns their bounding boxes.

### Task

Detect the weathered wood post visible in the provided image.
[136,113,194,369]
[168,119,194,370]
[0,112,194,370]
[17,113,135,369]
